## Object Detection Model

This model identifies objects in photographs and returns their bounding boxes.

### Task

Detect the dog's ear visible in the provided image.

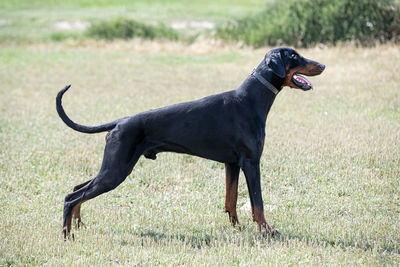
[266,51,286,78]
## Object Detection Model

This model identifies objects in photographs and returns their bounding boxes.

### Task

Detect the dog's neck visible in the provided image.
[255,63,285,90]
[236,69,282,126]
[251,70,279,95]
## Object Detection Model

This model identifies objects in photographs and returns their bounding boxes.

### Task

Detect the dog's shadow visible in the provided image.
[123,226,397,254]
[135,229,213,248]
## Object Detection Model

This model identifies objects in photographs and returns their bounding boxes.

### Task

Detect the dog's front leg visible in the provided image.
[224,163,240,226]
[242,160,275,235]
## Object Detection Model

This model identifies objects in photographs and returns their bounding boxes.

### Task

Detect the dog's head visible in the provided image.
[265,47,325,90]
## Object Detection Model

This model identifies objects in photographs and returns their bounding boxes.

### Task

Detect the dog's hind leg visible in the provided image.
[70,179,92,228]
[63,157,140,239]
[71,199,86,229]
[224,163,240,226]
[62,127,156,239]
[62,168,133,240]
[73,180,92,191]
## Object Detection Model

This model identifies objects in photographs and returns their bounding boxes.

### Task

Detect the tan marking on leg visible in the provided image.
[225,166,239,226]
[253,205,274,234]
[62,214,72,240]
[72,200,86,229]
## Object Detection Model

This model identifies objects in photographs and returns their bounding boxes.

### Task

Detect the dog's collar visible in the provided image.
[251,69,279,95]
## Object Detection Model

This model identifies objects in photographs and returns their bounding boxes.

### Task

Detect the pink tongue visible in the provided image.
[295,74,311,85]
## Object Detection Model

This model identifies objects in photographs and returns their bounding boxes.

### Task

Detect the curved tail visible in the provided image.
[56,85,119,134]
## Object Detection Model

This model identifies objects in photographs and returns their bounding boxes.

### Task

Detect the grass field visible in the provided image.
[0,0,264,43]
[1,41,399,265]
[1,0,400,266]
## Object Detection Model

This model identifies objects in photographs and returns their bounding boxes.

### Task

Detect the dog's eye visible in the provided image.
[291,54,298,59]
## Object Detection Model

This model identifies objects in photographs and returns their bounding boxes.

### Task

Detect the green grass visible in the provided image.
[0,42,399,265]
[86,18,180,41]
[0,0,265,43]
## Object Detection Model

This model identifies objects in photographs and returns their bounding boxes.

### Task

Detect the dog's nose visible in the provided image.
[319,64,326,72]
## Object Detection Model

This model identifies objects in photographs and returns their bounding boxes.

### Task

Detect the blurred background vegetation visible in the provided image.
[0,0,399,47]
[216,0,400,47]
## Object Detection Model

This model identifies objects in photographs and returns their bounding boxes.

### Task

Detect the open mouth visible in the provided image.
[292,73,313,90]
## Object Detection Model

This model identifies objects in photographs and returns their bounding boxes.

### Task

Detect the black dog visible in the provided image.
[57,47,325,239]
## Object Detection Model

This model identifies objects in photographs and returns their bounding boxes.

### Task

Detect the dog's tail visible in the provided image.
[56,85,119,134]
